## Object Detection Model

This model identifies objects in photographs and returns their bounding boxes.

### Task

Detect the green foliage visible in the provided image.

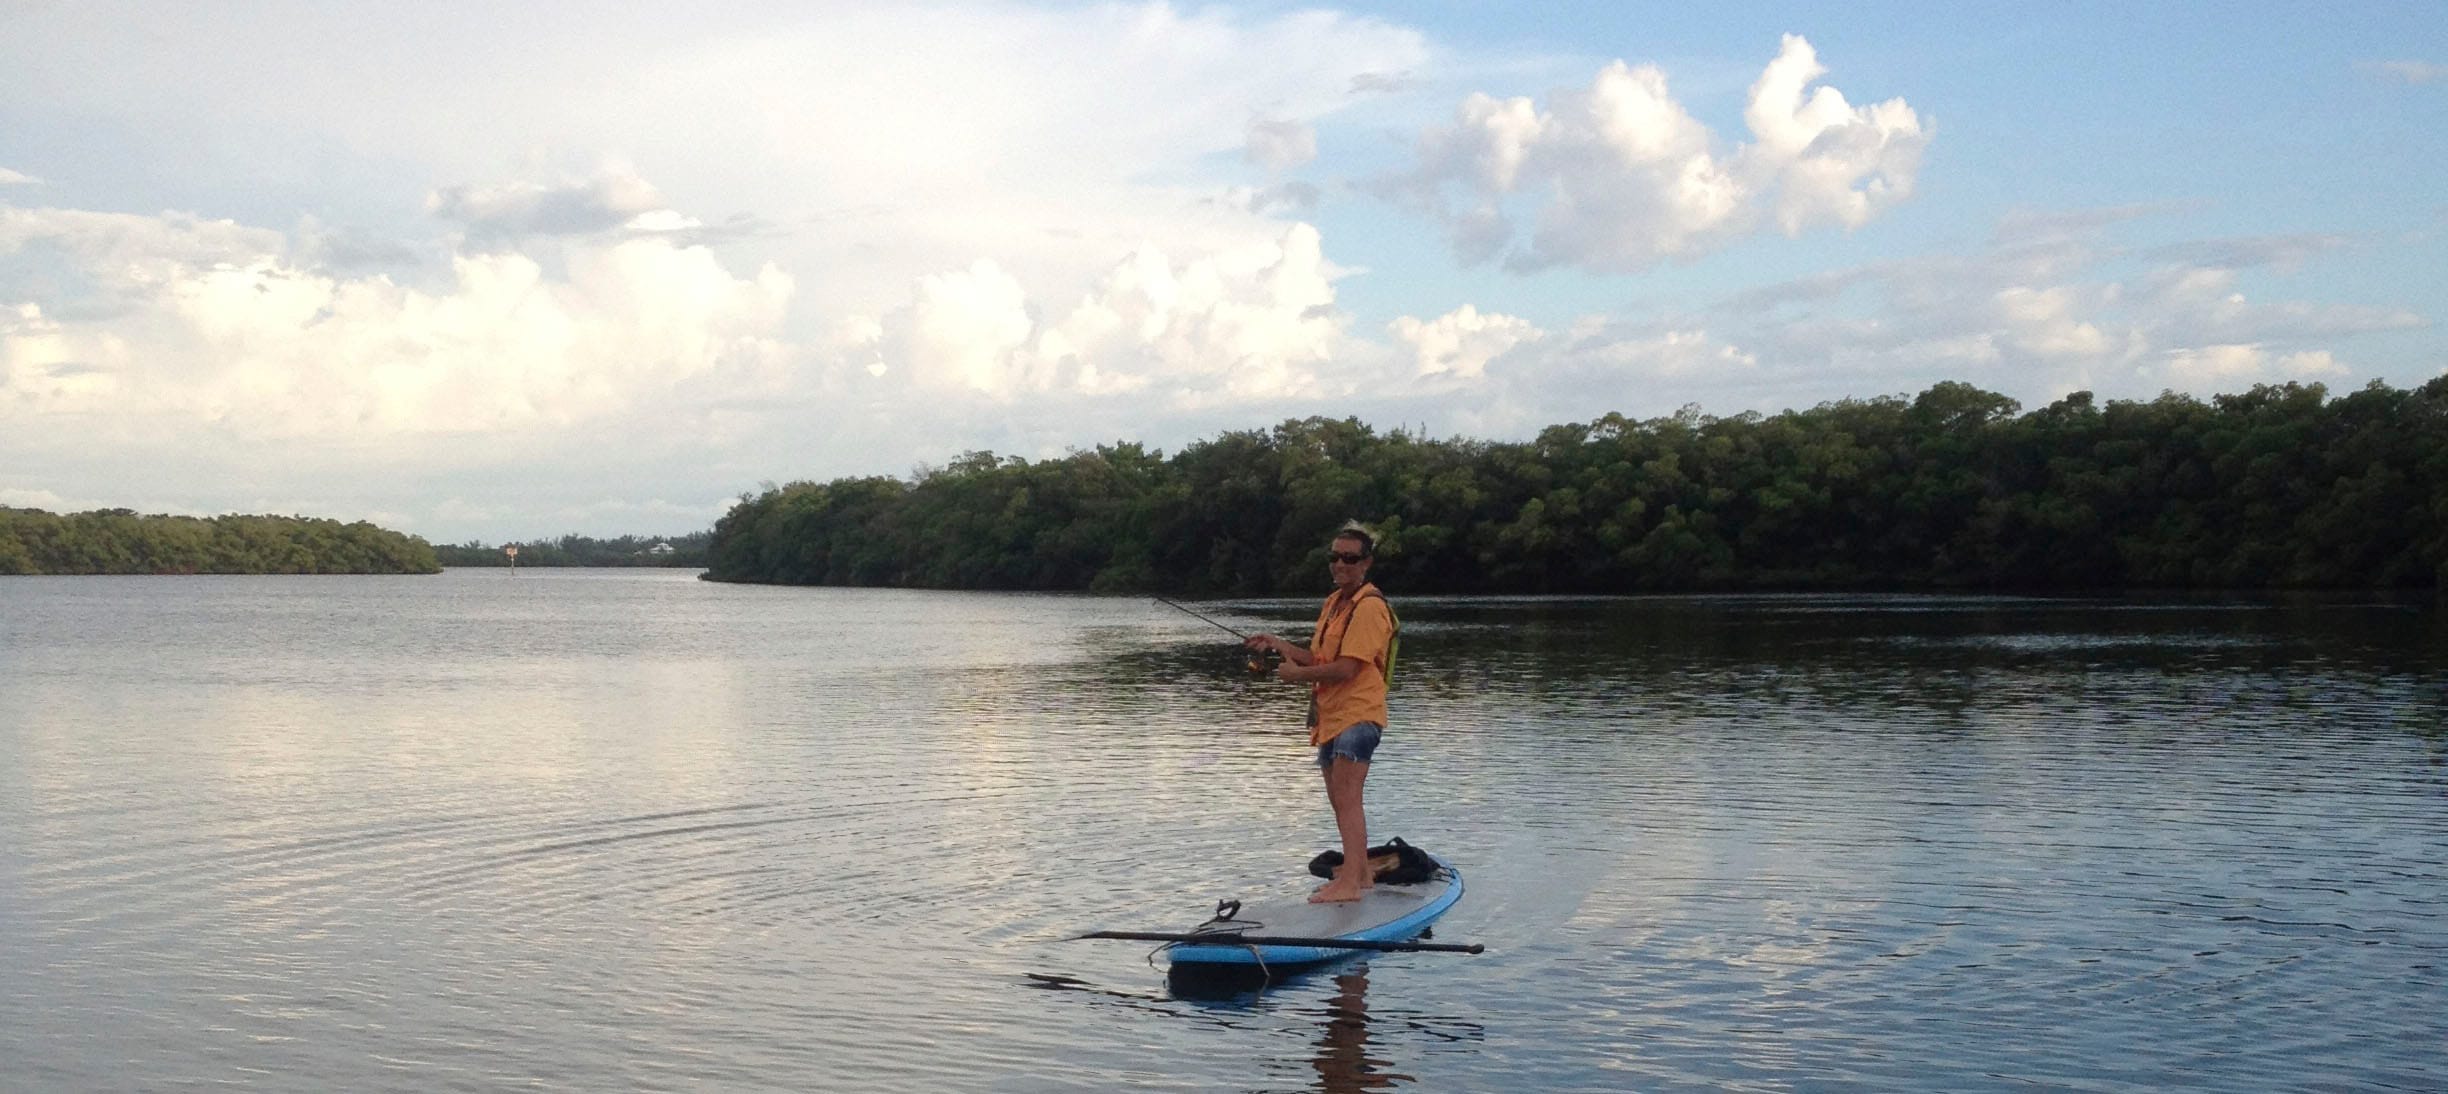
[0,509,440,575]
[433,531,713,568]
[701,379,2448,593]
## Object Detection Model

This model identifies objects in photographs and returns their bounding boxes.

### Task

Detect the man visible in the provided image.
[1245,523,1396,903]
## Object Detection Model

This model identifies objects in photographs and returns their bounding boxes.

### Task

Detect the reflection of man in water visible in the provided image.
[1245,524,1395,903]
[1311,970,1409,1092]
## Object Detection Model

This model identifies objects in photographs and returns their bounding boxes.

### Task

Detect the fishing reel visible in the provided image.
[1243,645,1281,676]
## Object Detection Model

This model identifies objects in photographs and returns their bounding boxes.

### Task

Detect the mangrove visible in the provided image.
[0,509,441,576]
[702,378,2448,594]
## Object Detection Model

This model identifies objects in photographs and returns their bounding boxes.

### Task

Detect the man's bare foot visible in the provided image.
[1309,878,1373,903]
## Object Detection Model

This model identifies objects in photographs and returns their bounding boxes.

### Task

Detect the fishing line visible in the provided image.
[1153,596,1277,674]
[1151,596,1249,639]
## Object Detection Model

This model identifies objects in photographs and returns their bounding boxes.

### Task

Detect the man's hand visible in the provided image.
[1245,633,1294,659]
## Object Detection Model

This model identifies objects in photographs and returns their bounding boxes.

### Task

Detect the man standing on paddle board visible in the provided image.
[1244,523,1396,904]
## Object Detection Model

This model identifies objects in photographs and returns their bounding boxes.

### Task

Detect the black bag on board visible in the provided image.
[1307,836,1439,885]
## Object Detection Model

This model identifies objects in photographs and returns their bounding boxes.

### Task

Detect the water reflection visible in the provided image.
[1309,970,1408,1093]
[1035,952,1482,1091]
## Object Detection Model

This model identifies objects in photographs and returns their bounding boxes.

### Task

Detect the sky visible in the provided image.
[2,2,2442,544]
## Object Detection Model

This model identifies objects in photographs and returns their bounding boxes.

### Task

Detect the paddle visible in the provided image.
[1075,930,1484,954]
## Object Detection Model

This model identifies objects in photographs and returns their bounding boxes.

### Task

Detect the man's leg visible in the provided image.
[1312,758,1371,903]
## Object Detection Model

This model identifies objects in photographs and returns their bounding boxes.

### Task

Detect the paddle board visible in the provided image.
[1164,853,1464,972]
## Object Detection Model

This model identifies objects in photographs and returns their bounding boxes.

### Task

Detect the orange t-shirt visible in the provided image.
[1308,582,1393,746]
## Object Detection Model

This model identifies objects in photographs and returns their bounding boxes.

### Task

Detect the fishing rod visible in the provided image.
[1152,596,1249,640]
[1153,596,1276,674]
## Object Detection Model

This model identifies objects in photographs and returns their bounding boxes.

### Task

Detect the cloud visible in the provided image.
[1245,117,1319,170]
[1686,209,2421,404]
[1387,35,1928,272]
[0,484,224,517]
[2363,60,2447,85]
[1,199,794,439]
[0,4,1429,337]
[1389,304,1540,379]
[1992,203,2180,244]
[1,205,285,272]
[841,223,1349,406]
[533,494,737,532]
[1218,181,1322,216]
[885,259,1042,397]
[427,166,667,244]
[0,168,40,186]
[784,206,2420,449]
[1739,36,1928,237]
[2158,344,2348,387]
[293,219,427,274]
[2135,263,2424,345]
[2142,233,2349,270]
[1555,318,1760,380]
[1992,286,2115,360]
[1404,217,2400,429]
[1351,315,1765,442]
[0,4,1430,326]
[1350,72,1418,95]
[0,486,77,509]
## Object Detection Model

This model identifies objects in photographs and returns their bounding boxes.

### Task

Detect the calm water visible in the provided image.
[3,571,2444,1091]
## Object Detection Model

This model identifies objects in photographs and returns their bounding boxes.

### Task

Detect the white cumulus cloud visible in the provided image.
[844,223,1348,406]
[1993,286,2114,360]
[1740,35,1928,236]
[1390,304,1541,379]
[1390,34,1928,272]
[1,201,793,439]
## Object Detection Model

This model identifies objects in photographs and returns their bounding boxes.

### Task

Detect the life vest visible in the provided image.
[1313,586,1400,689]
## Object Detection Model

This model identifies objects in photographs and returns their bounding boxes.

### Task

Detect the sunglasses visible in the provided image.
[1328,551,1370,564]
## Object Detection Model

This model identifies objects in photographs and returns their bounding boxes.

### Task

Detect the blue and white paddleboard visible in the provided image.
[1164,854,1464,970]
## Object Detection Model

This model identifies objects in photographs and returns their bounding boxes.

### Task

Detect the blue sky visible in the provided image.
[2,2,2441,542]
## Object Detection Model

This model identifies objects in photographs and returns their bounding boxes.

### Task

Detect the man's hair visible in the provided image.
[1334,521,1375,557]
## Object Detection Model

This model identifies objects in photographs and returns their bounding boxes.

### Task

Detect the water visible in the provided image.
[2,571,2443,1091]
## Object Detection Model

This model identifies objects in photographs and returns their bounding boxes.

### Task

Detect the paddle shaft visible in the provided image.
[1077,930,1483,954]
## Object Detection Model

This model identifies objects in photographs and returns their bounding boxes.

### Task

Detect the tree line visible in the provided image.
[0,509,441,575]
[434,532,712,568]
[703,378,2448,594]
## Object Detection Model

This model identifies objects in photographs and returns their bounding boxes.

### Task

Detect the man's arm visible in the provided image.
[1277,655,1365,685]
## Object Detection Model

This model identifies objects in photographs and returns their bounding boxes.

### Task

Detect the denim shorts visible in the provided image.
[1315,721,1383,769]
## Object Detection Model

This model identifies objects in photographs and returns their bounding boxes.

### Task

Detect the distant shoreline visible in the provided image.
[432,533,710,569]
[0,508,439,576]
